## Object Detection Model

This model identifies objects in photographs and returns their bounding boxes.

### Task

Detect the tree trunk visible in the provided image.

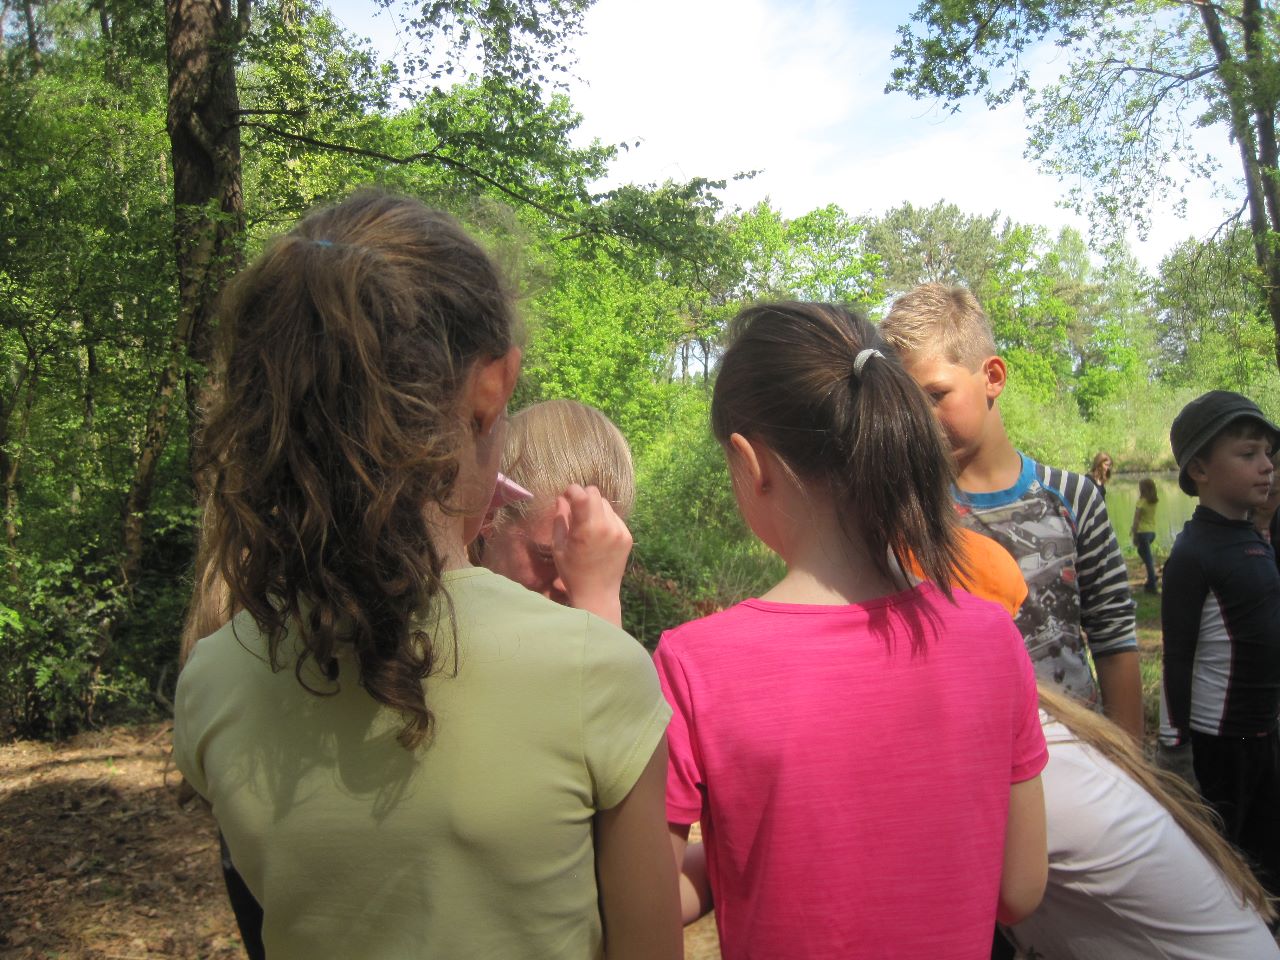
[115,0,245,593]
[0,361,34,560]
[22,0,40,73]
[1198,1,1280,373]
[82,0,247,722]
[99,4,119,86]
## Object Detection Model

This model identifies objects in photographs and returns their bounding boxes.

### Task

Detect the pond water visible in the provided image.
[1104,473,1196,558]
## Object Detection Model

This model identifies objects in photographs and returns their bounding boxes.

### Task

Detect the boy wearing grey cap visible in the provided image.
[1163,390,1280,891]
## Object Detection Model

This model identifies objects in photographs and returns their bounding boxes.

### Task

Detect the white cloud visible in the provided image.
[327,0,1246,269]
[567,0,1242,268]
[569,0,881,192]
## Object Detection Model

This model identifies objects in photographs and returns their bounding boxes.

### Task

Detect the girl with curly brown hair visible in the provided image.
[173,190,679,960]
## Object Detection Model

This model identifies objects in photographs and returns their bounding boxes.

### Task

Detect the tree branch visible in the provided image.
[1207,198,1249,246]
[1241,0,1280,233]
[234,107,307,117]
[1166,0,1243,25]
[1098,58,1218,84]
[238,121,575,224]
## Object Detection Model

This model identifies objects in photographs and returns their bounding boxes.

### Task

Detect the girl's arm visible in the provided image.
[998,775,1048,925]
[595,737,682,959]
[668,824,713,924]
[1131,505,1141,540]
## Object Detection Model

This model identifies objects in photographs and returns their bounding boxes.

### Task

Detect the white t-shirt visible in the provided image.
[1007,715,1278,960]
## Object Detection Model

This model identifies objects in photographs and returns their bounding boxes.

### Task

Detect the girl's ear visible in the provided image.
[468,347,522,435]
[728,433,772,495]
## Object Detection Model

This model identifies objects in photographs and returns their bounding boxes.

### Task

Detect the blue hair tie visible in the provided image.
[312,238,333,248]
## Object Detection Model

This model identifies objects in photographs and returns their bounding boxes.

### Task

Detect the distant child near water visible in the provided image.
[1131,477,1160,594]
[880,284,1143,741]
[1088,452,1113,499]
[174,191,679,959]
[656,302,1048,959]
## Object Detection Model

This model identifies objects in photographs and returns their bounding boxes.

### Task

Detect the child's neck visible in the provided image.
[955,430,1022,494]
[762,563,908,606]
[425,504,476,571]
[1198,491,1252,522]
[759,492,910,606]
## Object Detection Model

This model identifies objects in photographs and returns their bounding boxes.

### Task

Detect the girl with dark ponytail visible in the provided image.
[655,302,1049,959]
[173,190,680,960]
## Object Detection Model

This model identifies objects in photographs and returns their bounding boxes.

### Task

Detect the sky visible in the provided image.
[330,0,1239,270]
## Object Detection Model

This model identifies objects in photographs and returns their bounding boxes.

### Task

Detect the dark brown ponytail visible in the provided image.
[710,302,962,597]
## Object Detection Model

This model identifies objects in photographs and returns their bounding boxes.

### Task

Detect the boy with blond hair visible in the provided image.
[881,283,1143,740]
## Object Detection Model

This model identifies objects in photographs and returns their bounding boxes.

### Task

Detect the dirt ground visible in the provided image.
[0,723,722,959]
[0,723,245,959]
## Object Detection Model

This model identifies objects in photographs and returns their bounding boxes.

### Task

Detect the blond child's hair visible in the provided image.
[879,283,997,370]
[1038,684,1276,923]
[496,399,635,524]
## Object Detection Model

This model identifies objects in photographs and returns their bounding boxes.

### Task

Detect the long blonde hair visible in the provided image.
[1038,685,1275,922]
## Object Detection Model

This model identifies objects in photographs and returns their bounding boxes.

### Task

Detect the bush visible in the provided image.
[623,388,780,646]
[1001,378,1194,474]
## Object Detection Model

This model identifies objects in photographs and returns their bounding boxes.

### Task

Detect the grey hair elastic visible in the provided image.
[852,348,884,377]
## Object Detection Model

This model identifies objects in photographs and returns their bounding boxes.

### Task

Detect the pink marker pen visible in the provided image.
[489,472,534,513]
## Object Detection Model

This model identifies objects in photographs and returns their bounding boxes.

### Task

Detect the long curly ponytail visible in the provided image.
[198,189,516,748]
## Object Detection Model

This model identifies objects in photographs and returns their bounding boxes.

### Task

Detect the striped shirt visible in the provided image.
[954,455,1138,704]
[1162,505,1280,737]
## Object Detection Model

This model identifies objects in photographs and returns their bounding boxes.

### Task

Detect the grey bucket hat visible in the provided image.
[1170,391,1280,495]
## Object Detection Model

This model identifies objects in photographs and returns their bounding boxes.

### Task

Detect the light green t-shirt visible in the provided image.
[174,568,670,960]
[1135,499,1158,534]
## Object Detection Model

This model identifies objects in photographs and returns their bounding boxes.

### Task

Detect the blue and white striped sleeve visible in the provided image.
[1068,473,1138,656]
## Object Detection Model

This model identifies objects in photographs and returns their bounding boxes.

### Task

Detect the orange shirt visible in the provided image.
[909,528,1028,618]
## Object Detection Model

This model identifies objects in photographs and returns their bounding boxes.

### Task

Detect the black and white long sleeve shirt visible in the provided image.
[1162,505,1280,738]
[955,455,1138,706]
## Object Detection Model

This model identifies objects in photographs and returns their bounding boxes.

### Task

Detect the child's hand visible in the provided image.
[552,484,633,627]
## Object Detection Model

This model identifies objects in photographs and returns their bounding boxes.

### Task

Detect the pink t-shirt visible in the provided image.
[654,582,1047,960]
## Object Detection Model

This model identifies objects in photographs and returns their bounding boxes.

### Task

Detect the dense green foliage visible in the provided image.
[2,0,1276,738]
